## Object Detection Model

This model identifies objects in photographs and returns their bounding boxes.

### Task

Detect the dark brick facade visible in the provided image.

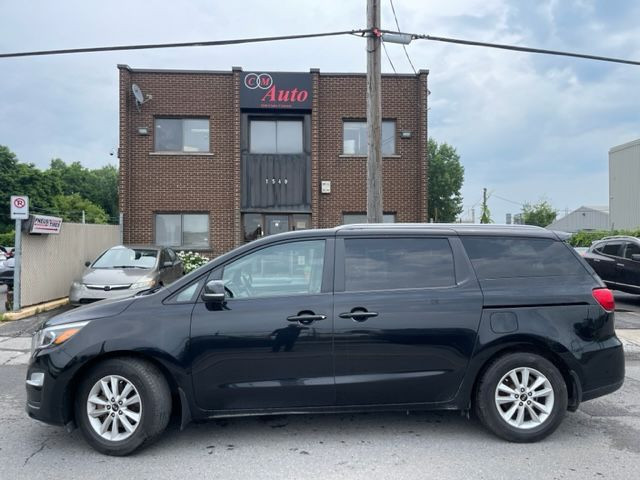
[118,65,429,257]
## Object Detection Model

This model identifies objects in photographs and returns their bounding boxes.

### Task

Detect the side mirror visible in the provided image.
[201,280,226,304]
[85,261,91,267]
[632,254,640,262]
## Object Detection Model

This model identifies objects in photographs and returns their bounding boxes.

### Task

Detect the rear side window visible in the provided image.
[344,238,455,292]
[462,237,586,279]
[600,242,622,257]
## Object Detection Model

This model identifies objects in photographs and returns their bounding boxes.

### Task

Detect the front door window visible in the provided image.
[222,240,325,299]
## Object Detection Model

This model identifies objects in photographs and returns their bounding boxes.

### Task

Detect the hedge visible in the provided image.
[569,229,640,247]
[0,231,14,247]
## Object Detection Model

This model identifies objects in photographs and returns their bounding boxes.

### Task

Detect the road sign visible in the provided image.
[10,195,29,220]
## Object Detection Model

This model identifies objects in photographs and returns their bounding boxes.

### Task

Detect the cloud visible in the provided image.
[1,0,639,222]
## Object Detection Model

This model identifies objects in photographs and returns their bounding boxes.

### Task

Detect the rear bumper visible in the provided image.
[575,339,625,403]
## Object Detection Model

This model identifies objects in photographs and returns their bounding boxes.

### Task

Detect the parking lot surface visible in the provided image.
[0,300,639,479]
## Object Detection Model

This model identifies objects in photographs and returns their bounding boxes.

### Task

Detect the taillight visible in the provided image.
[592,288,615,312]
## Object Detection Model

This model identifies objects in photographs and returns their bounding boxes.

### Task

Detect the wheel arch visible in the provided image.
[63,351,185,429]
[461,340,579,412]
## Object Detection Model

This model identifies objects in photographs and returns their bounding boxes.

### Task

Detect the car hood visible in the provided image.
[81,268,152,285]
[44,296,136,328]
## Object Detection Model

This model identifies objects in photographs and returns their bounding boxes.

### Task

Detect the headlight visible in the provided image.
[131,279,156,289]
[31,321,90,354]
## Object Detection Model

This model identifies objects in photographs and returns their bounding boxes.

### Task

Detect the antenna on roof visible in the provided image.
[131,83,151,112]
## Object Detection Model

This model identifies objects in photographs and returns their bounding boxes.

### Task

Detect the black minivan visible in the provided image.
[26,224,624,455]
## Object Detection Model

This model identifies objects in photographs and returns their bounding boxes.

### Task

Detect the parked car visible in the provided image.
[583,235,640,294]
[0,246,14,259]
[0,257,14,287]
[69,245,183,306]
[27,224,624,455]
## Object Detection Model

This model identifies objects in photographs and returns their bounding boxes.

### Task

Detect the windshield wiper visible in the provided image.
[110,265,148,269]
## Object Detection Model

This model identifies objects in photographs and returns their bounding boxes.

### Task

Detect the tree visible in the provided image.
[52,194,109,224]
[49,159,118,218]
[480,187,492,224]
[427,139,464,222]
[0,146,62,232]
[521,200,557,227]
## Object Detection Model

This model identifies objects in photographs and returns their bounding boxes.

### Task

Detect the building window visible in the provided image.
[249,119,303,154]
[155,213,209,249]
[155,118,209,152]
[242,213,311,242]
[343,120,396,155]
[342,212,396,224]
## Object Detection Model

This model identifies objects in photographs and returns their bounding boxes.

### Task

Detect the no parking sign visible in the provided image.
[10,195,29,220]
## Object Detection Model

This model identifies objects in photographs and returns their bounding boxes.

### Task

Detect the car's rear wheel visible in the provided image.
[75,357,171,456]
[475,352,568,442]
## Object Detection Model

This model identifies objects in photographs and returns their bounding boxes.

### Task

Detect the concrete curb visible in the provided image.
[1,297,69,321]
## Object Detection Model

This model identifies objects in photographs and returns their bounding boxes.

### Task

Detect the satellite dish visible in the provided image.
[132,84,151,111]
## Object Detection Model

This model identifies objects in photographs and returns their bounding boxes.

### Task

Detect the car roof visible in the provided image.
[249,223,560,243]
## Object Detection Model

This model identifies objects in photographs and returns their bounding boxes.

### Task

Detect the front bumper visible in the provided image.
[25,348,78,426]
[69,283,145,306]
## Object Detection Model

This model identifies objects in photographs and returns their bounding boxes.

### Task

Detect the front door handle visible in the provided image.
[339,310,378,322]
[617,263,625,267]
[287,314,326,325]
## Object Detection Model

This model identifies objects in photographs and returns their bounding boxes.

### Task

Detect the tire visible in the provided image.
[474,352,568,443]
[74,357,172,456]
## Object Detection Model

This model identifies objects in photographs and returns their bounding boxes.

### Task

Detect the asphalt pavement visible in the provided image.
[0,293,639,478]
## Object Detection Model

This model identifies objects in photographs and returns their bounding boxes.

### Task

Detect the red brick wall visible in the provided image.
[118,66,238,257]
[119,66,428,257]
[316,73,429,227]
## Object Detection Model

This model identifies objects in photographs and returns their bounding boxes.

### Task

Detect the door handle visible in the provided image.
[617,263,625,267]
[339,310,378,322]
[286,314,326,325]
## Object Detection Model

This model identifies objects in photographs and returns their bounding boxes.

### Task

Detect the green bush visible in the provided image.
[177,250,210,274]
[0,231,14,247]
[569,229,640,247]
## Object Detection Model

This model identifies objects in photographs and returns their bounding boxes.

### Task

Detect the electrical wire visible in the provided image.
[0,29,367,59]
[381,40,397,73]
[388,0,418,74]
[379,30,640,66]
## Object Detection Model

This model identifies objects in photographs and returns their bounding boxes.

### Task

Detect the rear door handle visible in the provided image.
[339,311,378,322]
[287,314,326,325]
[617,263,625,267]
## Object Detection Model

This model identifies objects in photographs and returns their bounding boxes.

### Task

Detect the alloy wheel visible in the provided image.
[494,367,555,429]
[86,375,142,441]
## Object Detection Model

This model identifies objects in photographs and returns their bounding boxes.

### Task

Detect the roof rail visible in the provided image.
[597,235,639,241]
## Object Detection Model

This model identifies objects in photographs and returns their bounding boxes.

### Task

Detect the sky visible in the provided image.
[1,0,639,223]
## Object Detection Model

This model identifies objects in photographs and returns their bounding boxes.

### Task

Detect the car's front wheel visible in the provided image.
[75,357,171,456]
[475,352,568,442]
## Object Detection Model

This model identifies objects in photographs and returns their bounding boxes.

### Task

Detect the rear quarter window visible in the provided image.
[461,236,587,279]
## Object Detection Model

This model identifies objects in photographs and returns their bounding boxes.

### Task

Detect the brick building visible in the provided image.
[118,65,429,257]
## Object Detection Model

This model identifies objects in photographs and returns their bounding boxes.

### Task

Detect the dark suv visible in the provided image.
[584,235,640,294]
[26,224,624,455]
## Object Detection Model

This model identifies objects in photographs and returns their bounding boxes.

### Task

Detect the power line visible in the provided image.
[381,39,397,73]
[0,30,367,59]
[379,30,640,66]
[388,0,417,74]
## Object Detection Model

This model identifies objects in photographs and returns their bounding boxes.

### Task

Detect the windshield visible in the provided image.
[92,247,158,269]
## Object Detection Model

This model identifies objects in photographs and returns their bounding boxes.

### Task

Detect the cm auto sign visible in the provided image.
[240,72,312,109]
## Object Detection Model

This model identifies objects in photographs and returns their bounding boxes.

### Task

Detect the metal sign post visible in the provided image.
[10,195,29,311]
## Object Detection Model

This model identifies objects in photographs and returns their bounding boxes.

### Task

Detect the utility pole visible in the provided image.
[366,0,383,223]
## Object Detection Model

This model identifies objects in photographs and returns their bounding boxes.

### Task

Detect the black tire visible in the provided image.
[74,357,171,456]
[475,352,568,443]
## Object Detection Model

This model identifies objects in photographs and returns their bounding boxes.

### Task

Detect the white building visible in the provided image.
[610,139,640,230]
[546,206,609,233]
